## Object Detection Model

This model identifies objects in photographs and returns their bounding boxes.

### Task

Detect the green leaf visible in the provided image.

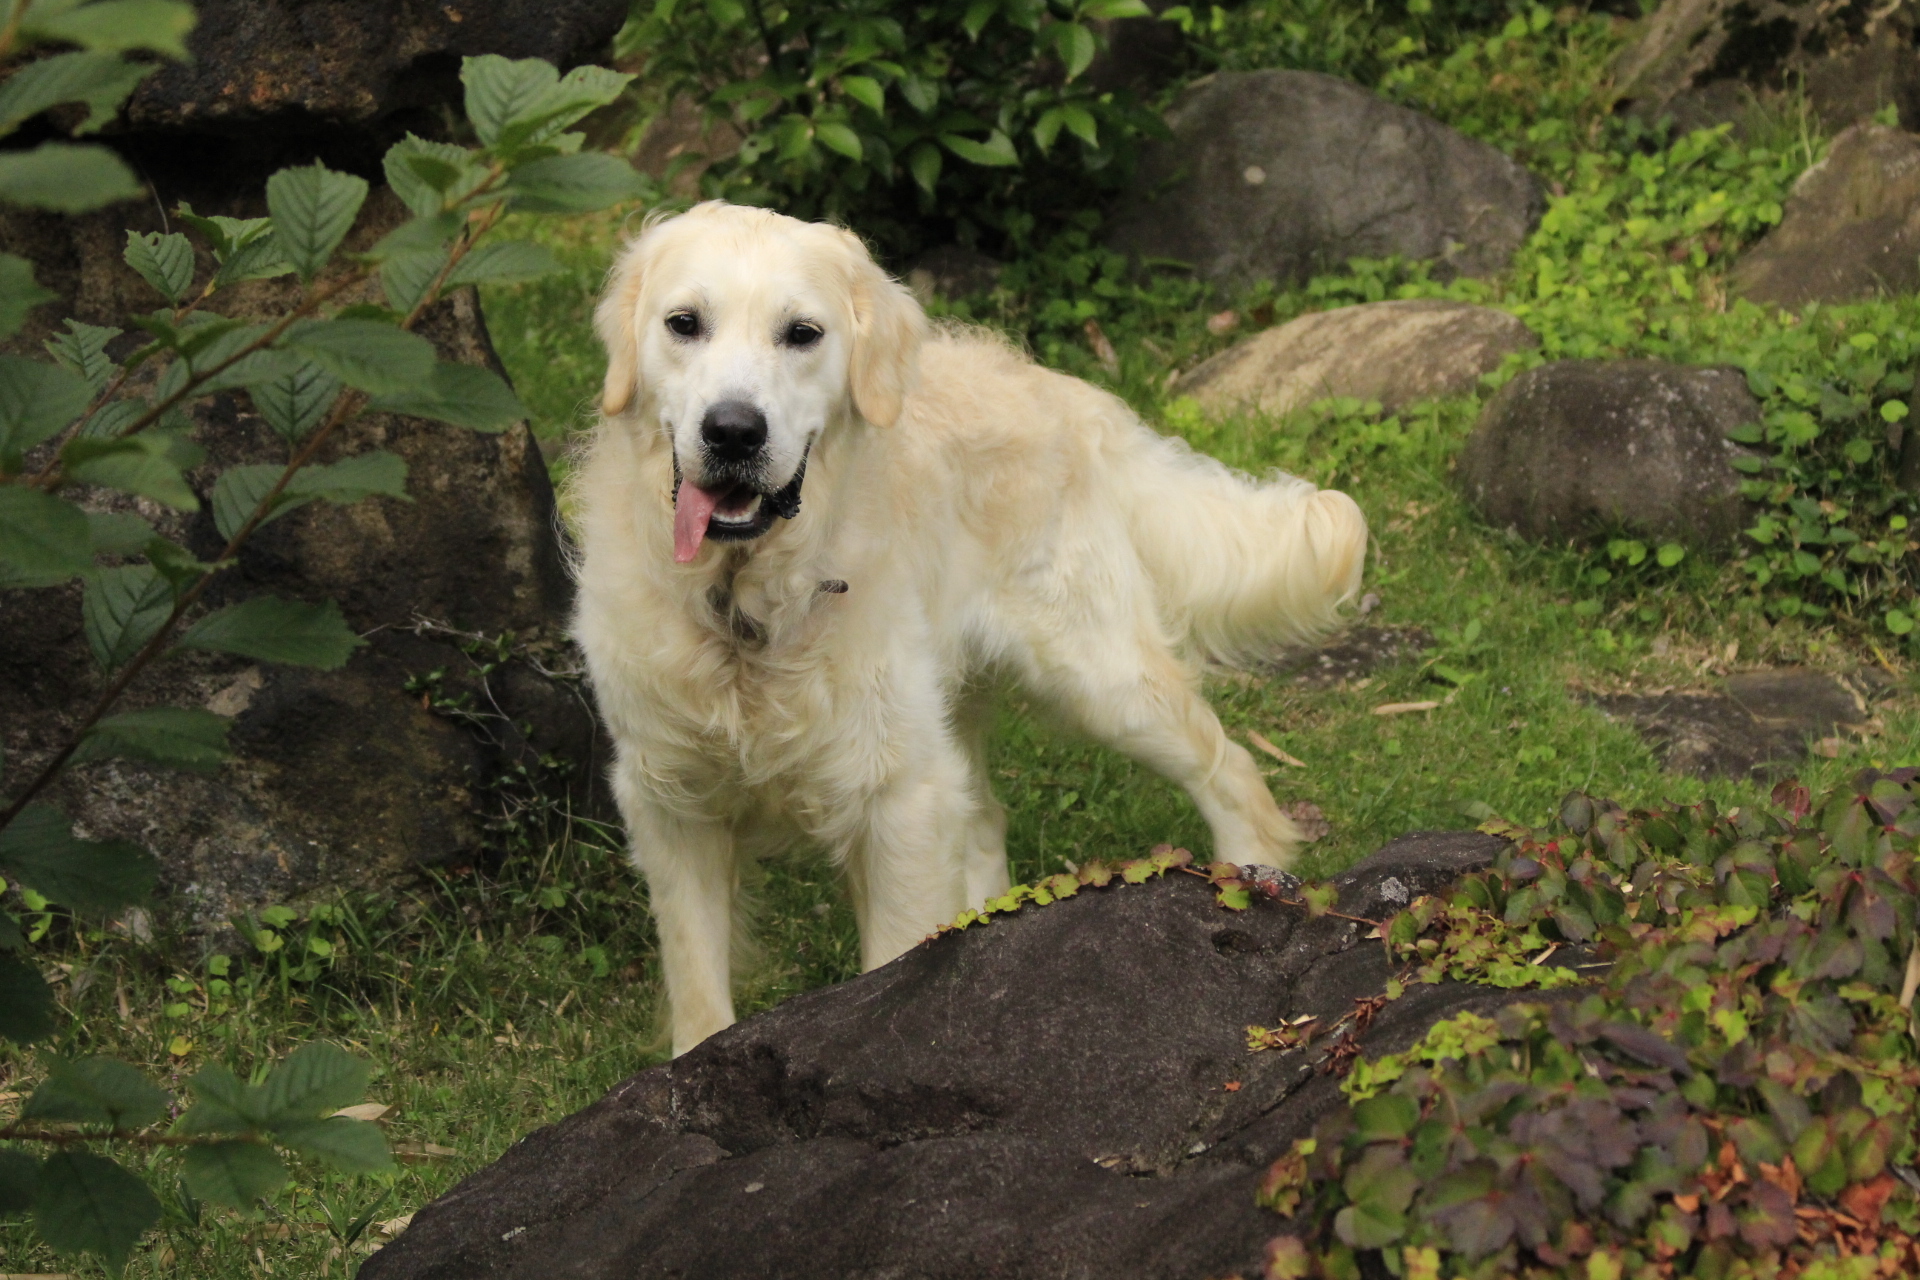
[0,142,140,212]
[210,463,309,541]
[1656,542,1685,568]
[249,362,341,442]
[382,134,485,216]
[0,252,56,340]
[379,246,450,315]
[181,1141,286,1209]
[505,152,648,213]
[264,162,368,281]
[443,239,562,289]
[84,509,152,556]
[0,486,92,585]
[22,0,198,56]
[369,361,524,431]
[461,54,561,147]
[45,319,122,394]
[940,130,1019,167]
[215,231,292,285]
[841,74,884,114]
[180,595,364,669]
[83,563,173,667]
[1032,106,1065,152]
[211,451,409,541]
[815,121,864,161]
[71,706,230,774]
[0,1147,35,1216]
[33,1149,162,1277]
[279,318,435,395]
[0,805,158,915]
[498,64,634,151]
[0,952,57,1044]
[962,0,998,38]
[175,1063,265,1135]
[0,50,153,136]
[22,1057,170,1129]
[1353,1094,1418,1141]
[907,141,942,195]
[1054,22,1098,80]
[273,1117,393,1172]
[62,432,202,510]
[1060,104,1098,147]
[0,352,92,458]
[1082,0,1152,16]
[184,322,302,396]
[259,1042,371,1124]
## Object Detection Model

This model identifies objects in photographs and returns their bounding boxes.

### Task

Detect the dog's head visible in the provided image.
[595,202,926,562]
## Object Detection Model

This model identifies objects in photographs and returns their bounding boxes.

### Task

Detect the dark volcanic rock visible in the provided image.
[359,831,1542,1280]
[1456,359,1762,552]
[1587,668,1886,779]
[1106,70,1543,290]
[1732,124,1920,310]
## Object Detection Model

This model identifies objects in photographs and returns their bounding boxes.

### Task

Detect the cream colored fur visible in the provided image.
[572,202,1368,1056]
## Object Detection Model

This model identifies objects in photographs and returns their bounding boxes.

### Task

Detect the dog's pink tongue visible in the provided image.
[673,479,722,563]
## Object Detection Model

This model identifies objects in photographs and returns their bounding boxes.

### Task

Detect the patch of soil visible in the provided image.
[1262,625,1435,689]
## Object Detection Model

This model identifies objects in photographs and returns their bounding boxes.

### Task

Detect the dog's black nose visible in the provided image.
[700,401,768,461]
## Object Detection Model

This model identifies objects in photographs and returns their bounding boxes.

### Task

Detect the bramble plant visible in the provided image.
[0,6,645,1268]
[617,0,1169,256]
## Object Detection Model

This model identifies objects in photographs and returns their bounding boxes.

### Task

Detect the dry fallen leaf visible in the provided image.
[332,1102,392,1123]
[1811,737,1845,758]
[391,1140,458,1164]
[1372,700,1441,716]
[1082,318,1119,373]
[1222,1080,1242,1092]
[1206,309,1240,335]
[378,1214,415,1238]
[1247,730,1305,768]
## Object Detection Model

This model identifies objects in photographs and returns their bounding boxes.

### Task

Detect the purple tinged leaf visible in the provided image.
[1598,1023,1689,1073]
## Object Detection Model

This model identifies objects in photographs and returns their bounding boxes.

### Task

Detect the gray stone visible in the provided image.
[1612,0,1920,134]
[1106,71,1543,290]
[1731,124,1920,310]
[1179,299,1537,418]
[1587,668,1891,779]
[1456,359,1762,552]
[359,831,1537,1280]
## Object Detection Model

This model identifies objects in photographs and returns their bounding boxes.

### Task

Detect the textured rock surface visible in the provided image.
[1732,124,1920,310]
[1588,669,1889,780]
[1106,71,1542,289]
[1456,359,1761,551]
[1180,299,1537,418]
[359,832,1537,1280]
[1612,0,1920,134]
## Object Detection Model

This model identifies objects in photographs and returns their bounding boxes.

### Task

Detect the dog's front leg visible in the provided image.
[624,798,738,1056]
[841,748,977,972]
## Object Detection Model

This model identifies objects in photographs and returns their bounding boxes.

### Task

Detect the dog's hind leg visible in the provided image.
[620,790,740,1057]
[1026,626,1302,870]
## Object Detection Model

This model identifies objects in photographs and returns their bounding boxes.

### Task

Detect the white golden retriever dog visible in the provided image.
[573,202,1368,1055]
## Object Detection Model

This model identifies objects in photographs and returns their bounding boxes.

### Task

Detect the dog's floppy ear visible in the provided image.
[840,231,926,428]
[595,238,648,417]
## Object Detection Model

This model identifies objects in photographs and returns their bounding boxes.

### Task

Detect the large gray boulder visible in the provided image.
[358,831,1533,1280]
[1612,0,1920,135]
[1179,299,1537,418]
[1106,71,1543,290]
[1731,124,1920,310]
[1456,360,1762,551]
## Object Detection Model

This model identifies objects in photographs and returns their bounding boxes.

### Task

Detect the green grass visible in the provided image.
[8,11,1920,1275]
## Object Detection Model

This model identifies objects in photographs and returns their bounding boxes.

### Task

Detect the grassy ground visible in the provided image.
[6,11,1920,1277]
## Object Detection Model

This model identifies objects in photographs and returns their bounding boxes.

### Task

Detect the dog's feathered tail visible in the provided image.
[1123,431,1368,666]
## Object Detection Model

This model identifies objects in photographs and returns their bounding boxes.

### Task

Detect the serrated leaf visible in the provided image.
[0,352,92,457]
[176,1063,265,1135]
[505,151,647,213]
[496,63,634,151]
[369,361,524,431]
[273,1117,394,1172]
[0,252,55,340]
[180,595,364,668]
[45,319,122,394]
[182,320,302,395]
[122,230,194,303]
[0,141,140,212]
[33,1149,162,1276]
[259,1042,371,1124]
[379,246,450,315]
[249,362,341,442]
[0,952,56,1044]
[0,1146,35,1216]
[71,706,230,774]
[215,231,293,285]
[382,134,485,216]
[264,162,368,281]
[62,432,202,510]
[0,804,158,915]
[23,1057,170,1129]
[82,562,173,669]
[181,1140,286,1208]
[461,54,560,147]
[443,239,562,289]
[0,50,153,136]
[23,0,198,56]
[0,485,92,584]
[940,130,1018,167]
[211,451,409,541]
[209,463,312,542]
[279,318,435,395]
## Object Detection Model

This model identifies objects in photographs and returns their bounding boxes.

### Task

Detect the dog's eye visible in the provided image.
[783,320,823,348]
[666,311,701,339]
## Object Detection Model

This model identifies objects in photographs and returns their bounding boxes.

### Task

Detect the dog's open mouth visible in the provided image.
[671,451,808,563]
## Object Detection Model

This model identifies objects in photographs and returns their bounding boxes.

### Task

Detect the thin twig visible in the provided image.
[0,1124,267,1149]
